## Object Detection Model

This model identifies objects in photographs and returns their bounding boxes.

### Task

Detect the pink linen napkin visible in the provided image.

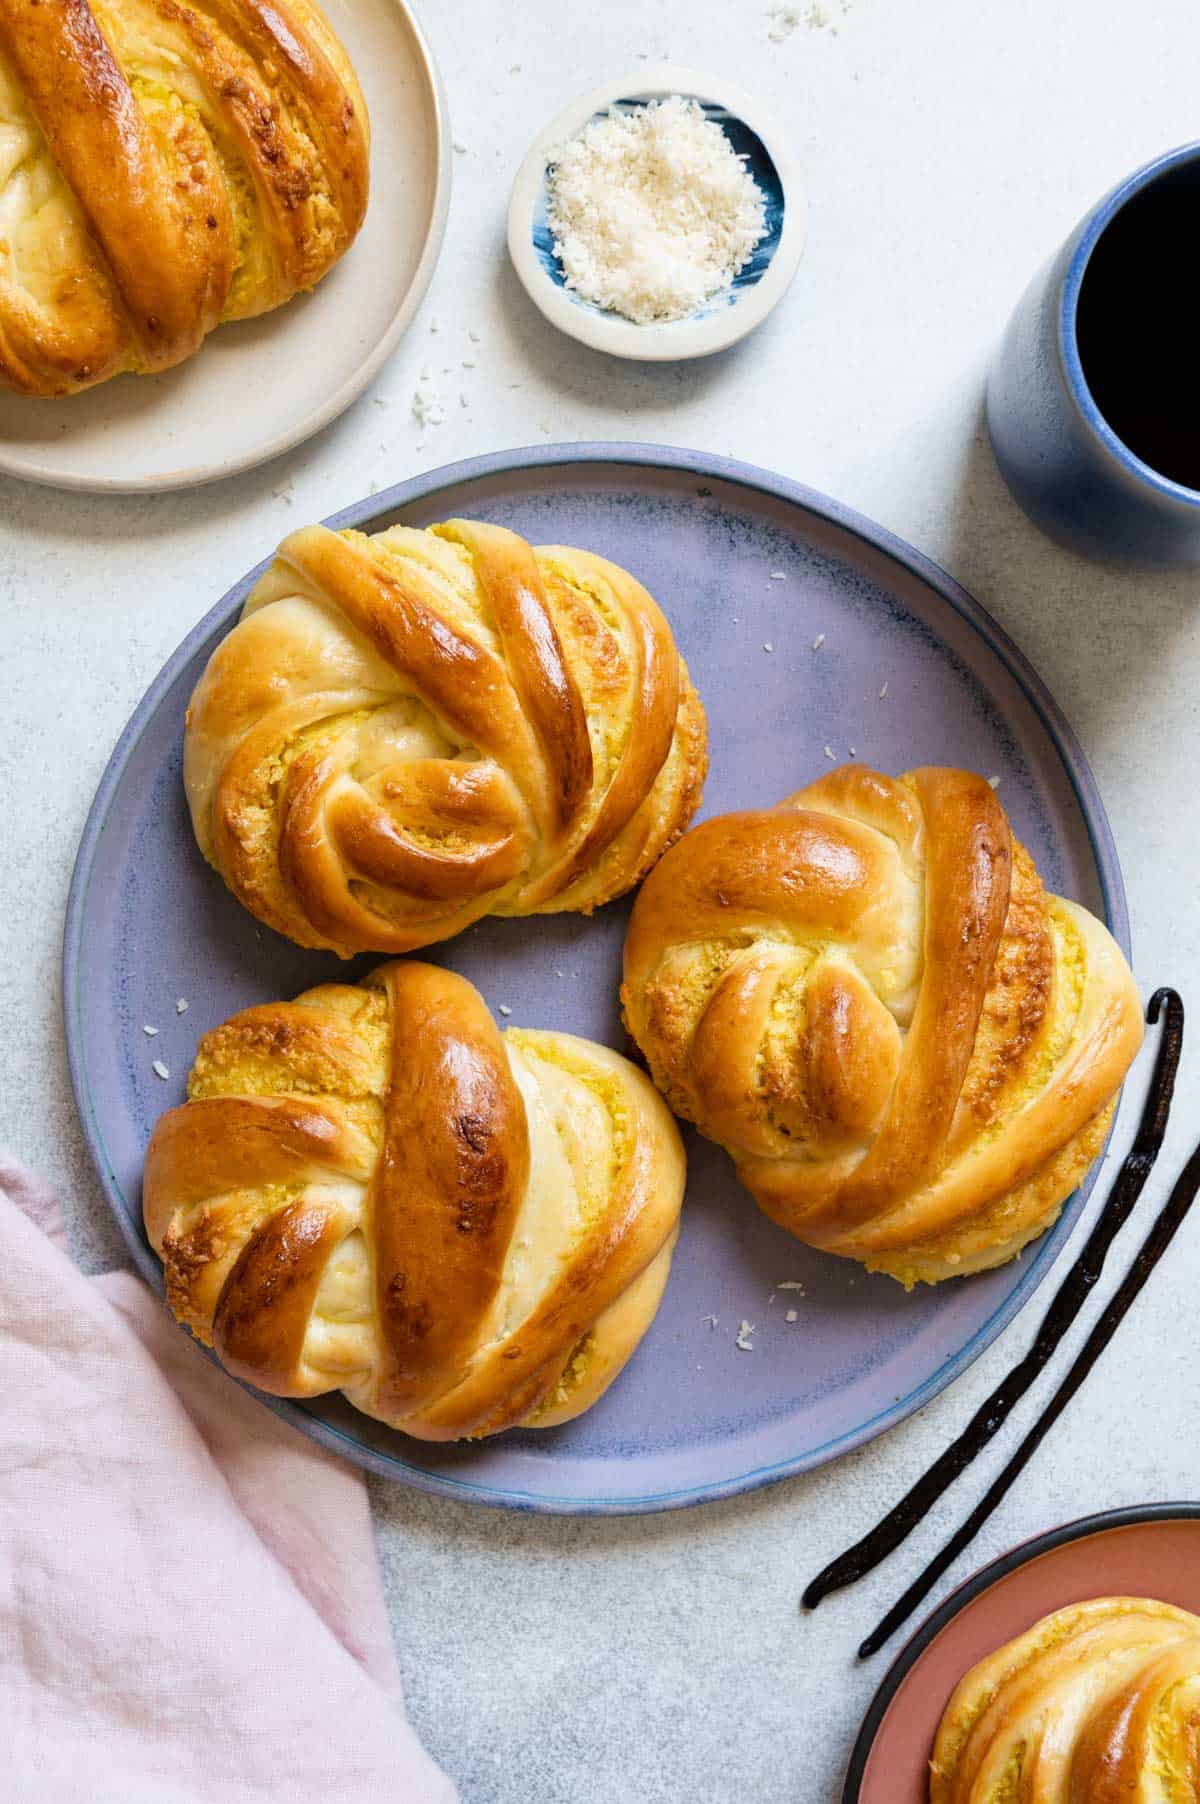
[0,1152,456,1804]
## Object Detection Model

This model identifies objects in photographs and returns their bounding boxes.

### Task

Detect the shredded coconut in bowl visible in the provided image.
[545,95,768,325]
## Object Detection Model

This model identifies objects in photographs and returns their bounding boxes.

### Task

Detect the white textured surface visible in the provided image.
[3,1,1200,1798]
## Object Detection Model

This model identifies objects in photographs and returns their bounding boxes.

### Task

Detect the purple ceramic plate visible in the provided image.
[64,444,1130,1515]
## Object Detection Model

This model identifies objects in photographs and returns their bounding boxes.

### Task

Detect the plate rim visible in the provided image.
[0,0,452,496]
[842,1501,1200,1802]
[63,440,1132,1514]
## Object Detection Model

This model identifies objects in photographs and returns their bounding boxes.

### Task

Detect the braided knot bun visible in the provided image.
[184,519,707,956]
[622,765,1141,1285]
[932,1597,1200,1801]
[144,962,686,1440]
[0,0,368,395]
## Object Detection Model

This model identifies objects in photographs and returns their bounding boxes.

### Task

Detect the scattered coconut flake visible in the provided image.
[769,570,787,581]
[704,1313,719,1329]
[152,1060,170,1081]
[462,359,476,369]
[812,633,825,651]
[412,375,444,430]
[763,641,774,653]
[142,1024,158,1037]
[785,1308,799,1323]
[735,1321,756,1351]
[777,1281,806,1291]
[453,140,468,154]
[468,330,482,344]
[823,744,835,760]
[770,0,851,34]
[175,998,188,1014]
[554,968,564,978]
[429,317,440,333]
[497,1004,513,1017]
[767,5,802,41]
[878,681,888,700]
[460,393,470,409]
[988,775,1002,788]
[849,746,857,757]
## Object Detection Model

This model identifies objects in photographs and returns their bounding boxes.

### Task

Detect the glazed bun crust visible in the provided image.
[143,961,686,1440]
[931,1596,1200,1802]
[622,765,1142,1284]
[184,518,707,956]
[0,0,369,395]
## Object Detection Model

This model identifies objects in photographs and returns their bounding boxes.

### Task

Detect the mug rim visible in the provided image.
[1059,138,1200,509]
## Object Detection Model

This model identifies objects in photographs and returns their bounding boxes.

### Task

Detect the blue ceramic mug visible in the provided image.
[988,141,1200,566]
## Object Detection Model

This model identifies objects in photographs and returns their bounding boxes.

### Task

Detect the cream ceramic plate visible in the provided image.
[0,0,450,494]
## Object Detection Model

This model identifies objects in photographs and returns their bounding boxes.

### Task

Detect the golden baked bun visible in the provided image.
[143,961,686,1440]
[931,1596,1200,1801]
[0,0,369,396]
[184,518,707,956]
[622,764,1142,1286]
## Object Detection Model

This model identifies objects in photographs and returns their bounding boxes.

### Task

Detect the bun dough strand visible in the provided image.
[931,1597,1200,1801]
[622,765,1142,1285]
[143,962,686,1440]
[184,519,707,955]
[0,0,368,394]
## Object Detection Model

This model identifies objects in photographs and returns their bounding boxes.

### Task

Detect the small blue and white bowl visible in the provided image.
[507,65,806,361]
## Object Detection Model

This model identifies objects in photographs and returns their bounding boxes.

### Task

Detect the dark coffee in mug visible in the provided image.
[1075,161,1200,490]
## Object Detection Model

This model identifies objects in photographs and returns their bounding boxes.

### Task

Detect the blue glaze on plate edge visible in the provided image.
[64,443,1130,1515]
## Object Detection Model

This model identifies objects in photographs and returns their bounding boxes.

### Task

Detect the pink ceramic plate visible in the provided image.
[845,1504,1200,1801]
